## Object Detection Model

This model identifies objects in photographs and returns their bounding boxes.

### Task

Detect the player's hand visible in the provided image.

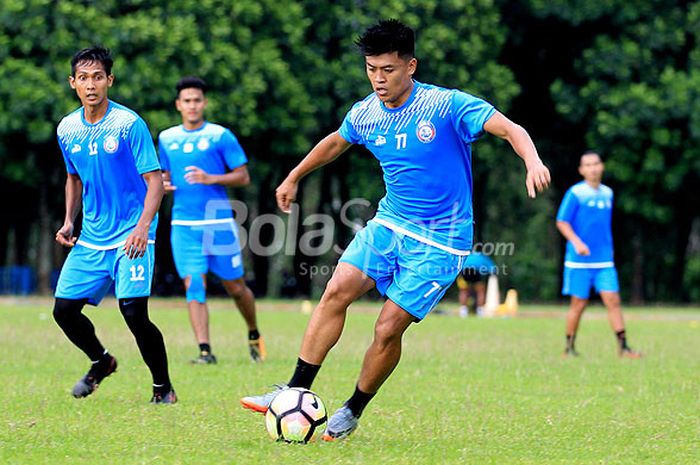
[276,177,298,213]
[55,223,77,247]
[123,225,149,259]
[573,240,591,256]
[525,161,551,198]
[184,166,211,185]
[162,172,176,193]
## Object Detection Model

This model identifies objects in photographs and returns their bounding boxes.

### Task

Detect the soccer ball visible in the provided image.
[265,387,328,443]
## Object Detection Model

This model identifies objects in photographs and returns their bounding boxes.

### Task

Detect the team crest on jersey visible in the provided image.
[416,121,436,143]
[71,144,82,153]
[375,135,387,146]
[183,142,194,153]
[103,136,119,153]
[197,138,210,151]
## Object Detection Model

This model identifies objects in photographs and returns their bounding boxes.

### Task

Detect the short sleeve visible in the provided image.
[451,91,496,143]
[57,132,78,175]
[157,135,170,171]
[219,129,248,170]
[338,103,362,145]
[556,189,579,224]
[128,117,161,174]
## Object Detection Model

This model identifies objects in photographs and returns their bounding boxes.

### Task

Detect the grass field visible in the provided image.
[1,297,698,464]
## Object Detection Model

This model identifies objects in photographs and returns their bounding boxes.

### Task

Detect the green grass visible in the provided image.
[1,298,698,464]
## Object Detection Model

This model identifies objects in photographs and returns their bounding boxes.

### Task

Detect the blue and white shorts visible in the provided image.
[339,221,465,320]
[562,266,619,299]
[55,243,155,305]
[171,221,244,282]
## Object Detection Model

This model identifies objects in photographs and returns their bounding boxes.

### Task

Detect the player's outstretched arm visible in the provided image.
[483,112,550,198]
[123,170,164,259]
[276,132,352,213]
[55,173,83,247]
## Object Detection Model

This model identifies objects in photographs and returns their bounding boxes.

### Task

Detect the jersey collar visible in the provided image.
[80,99,113,127]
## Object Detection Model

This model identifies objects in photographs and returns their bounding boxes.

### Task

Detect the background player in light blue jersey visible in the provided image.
[241,20,550,440]
[53,47,176,403]
[557,151,641,359]
[159,76,264,364]
[456,252,497,317]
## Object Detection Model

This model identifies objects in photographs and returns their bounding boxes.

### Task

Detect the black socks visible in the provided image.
[288,357,321,389]
[616,330,629,350]
[199,343,211,354]
[248,329,260,340]
[346,385,376,418]
[119,297,171,388]
[53,298,105,361]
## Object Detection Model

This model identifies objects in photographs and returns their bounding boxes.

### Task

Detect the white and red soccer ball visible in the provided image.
[265,388,328,443]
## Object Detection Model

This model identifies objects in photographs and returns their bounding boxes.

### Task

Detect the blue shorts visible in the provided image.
[55,243,155,305]
[171,222,244,282]
[562,266,619,299]
[339,221,465,320]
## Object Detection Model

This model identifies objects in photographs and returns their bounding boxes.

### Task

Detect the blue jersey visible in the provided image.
[556,181,614,267]
[57,100,160,249]
[463,252,497,274]
[339,81,495,254]
[158,122,248,222]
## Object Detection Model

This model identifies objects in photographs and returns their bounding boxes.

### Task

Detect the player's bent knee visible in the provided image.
[224,279,246,298]
[118,297,149,323]
[186,274,206,303]
[52,298,85,323]
[322,278,355,305]
[373,319,404,347]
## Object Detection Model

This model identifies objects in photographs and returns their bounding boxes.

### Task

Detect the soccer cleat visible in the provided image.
[72,356,118,398]
[151,389,177,404]
[190,352,217,365]
[562,348,580,358]
[240,384,287,413]
[249,337,267,363]
[619,347,643,359]
[322,404,360,441]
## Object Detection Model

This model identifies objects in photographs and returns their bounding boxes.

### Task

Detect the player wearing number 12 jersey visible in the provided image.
[53,47,175,403]
[241,20,551,439]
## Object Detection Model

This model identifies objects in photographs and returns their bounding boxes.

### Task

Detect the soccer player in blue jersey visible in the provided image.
[53,47,176,403]
[159,77,264,364]
[557,151,641,359]
[241,19,550,439]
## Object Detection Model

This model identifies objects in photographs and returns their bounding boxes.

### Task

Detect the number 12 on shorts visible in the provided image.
[129,265,145,282]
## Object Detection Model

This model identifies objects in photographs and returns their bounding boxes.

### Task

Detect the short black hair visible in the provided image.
[355,19,415,59]
[580,150,603,164]
[71,47,113,76]
[176,76,208,98]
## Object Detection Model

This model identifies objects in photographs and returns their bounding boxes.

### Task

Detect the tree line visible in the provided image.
[0,0,697,302]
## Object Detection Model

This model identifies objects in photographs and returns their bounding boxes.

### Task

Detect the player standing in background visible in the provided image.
[556,151,642,358]
[53,47,176,403]
[241,19,550,440]
[159,76,265,364]
[456,252,497,317]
